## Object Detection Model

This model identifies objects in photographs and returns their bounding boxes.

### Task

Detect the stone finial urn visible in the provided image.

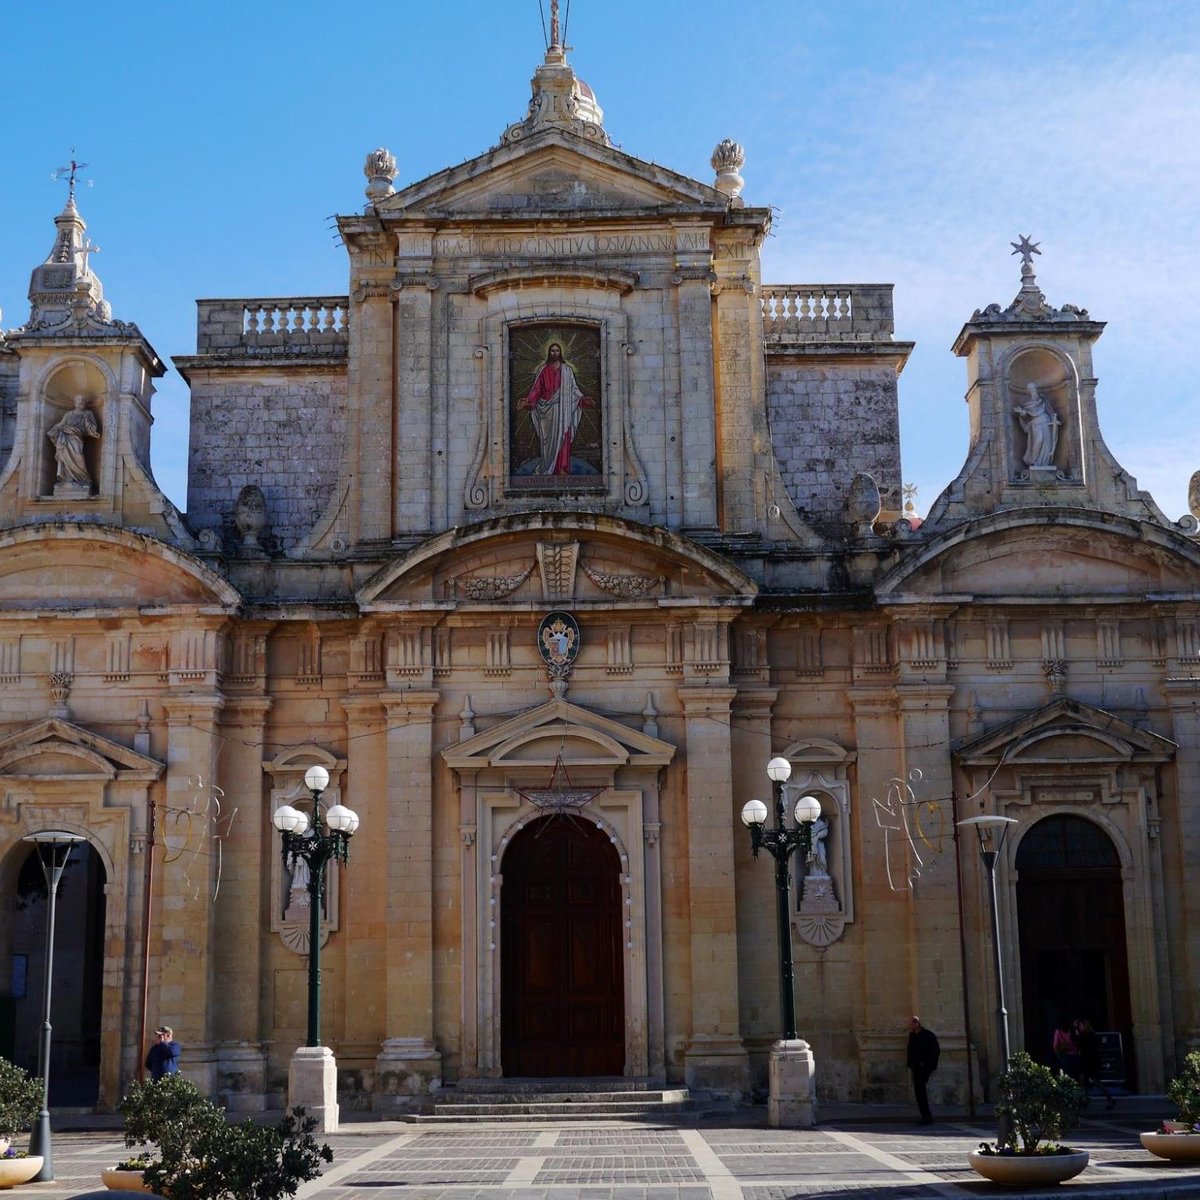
[711,139,746,205]
[848,472,882,538]
[364,147,398,201]
[234,484,269,551]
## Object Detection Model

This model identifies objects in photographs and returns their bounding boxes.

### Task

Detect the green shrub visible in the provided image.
[0,1057,43,1142]
[1167,1051,1200,1127]
[118,1074,332,1200]
[991,1051,1086,1153]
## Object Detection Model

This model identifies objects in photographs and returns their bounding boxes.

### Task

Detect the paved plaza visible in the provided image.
[26,1105,1200,1200]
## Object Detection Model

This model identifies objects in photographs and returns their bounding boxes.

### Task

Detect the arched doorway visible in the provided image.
[4,840,107,1105]
[1016,815,1133,1086]
[501,815,624,1077]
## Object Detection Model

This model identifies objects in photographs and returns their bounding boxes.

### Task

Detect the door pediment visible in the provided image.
[0,716,165,781]
[956,697,1175,768]
[443,696,675,772]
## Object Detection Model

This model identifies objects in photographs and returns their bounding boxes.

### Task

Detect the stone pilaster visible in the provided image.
[673,264,719,531]
[374,689,442,1107]
[211,695,272,1110]
[158,692,225,1095]
[678,684,749,1096]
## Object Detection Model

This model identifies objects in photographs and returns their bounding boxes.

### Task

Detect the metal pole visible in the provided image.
[306,853,324,1049]
[29,842,72,1183]
[982,849,1011,1069]
[772,777,798,1041]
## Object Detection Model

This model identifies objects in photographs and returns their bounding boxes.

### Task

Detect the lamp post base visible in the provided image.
[288,1046,339,1133]
[768,1038,817,1128]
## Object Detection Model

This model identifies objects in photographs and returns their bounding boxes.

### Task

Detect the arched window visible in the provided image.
[1015,815,1119,871]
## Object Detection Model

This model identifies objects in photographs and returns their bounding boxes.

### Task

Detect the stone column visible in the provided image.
[678,684,749,1095]
[159,693,224,1096]
[374,689,442,1109]
[211,695,272,1110]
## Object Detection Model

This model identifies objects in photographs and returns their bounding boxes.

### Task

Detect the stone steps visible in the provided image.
[408,1085,694,1123]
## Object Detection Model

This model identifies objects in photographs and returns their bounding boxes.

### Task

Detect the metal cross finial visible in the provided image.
[51,151,90,202]
[1010,235,1041,268]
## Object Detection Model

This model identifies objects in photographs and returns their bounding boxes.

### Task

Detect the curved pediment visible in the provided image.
[357,513,756,610]
[879,510,1200,601]
[956,697,1175,767]
[0,523,241,614]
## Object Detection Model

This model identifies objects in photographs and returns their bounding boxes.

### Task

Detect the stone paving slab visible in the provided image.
[20,1110,1200,1200]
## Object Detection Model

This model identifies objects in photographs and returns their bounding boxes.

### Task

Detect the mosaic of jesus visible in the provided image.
[509,323,602,486]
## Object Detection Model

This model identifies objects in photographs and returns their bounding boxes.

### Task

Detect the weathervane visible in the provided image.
[51,151,92,203]
[1010,234,1041,269]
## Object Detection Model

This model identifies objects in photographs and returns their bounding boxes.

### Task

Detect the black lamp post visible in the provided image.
[271,766,359,1047]
[958,813,1018,1140]
[740,756,822,1040]
[22,829,85,1183]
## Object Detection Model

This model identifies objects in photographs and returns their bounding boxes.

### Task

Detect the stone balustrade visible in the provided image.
[195,297,349,356]
[761,284,896,343]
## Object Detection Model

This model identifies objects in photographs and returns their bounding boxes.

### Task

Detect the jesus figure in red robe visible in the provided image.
[521,343,592,475]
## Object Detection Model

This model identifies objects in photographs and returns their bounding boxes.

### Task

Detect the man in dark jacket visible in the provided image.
[145,1026,181,1080]
[906,1016,940,1124]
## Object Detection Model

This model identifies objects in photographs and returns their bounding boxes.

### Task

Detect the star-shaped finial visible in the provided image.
[1010,235,1041,268]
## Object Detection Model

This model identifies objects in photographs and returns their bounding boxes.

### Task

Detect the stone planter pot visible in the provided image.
[967,1149,1089,1187]
[1140,1132,1200,1161]
[101,1166,158,1192]
[0,1155,44,1189]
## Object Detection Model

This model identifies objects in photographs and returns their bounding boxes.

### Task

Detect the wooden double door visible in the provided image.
[501,815,625,1077]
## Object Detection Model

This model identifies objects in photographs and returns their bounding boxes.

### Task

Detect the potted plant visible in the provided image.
[100,1153,157,1194]
[0,1056,45,1189]
[1142,1051,1200,1161]
[114,1073,333,1199]
[968,1051,1090,1186]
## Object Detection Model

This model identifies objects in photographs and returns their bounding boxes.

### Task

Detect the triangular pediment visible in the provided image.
[378,132,729,218]
[956,697,1175,767]
[443,697,675,772]
[358,513,756,609]
[0,717,164,780]
[0,524,241,614]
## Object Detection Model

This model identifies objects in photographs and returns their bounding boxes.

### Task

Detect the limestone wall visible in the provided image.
[185,368,347,549]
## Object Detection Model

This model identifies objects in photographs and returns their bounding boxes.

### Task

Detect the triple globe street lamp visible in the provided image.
[271,765,360,1050]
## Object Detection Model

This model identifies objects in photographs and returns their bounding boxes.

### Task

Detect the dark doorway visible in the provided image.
[501,815,624,1077]
[6,840,106,1106]
[1016,815,1133,1087]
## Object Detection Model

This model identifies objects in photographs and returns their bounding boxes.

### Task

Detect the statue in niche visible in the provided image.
[47,394,100,490]
[1013,383,1061,468]
[807,816,830,877]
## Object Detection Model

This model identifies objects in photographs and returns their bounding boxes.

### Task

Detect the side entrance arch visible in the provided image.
[1016,814,1133,1086]
[501,815,624,1077]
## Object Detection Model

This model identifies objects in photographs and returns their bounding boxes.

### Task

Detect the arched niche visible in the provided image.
[39,359,110,499]
[1002,345,1079,482]
[779,738,857,947]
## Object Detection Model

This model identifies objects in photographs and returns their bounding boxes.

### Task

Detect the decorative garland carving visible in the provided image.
[456,561,535,600]
[582,563,664,599]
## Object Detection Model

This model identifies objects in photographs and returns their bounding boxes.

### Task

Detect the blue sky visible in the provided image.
[2,1,1197,520]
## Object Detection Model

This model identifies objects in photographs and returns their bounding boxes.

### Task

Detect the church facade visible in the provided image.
[2,34,1198,1115]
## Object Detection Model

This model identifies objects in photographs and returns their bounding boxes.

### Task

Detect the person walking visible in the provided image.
[1052,1018,1080,1079]
[906,1015,941,1125]
[1074,1017,1114,1109]
[145,1026,181,1081]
